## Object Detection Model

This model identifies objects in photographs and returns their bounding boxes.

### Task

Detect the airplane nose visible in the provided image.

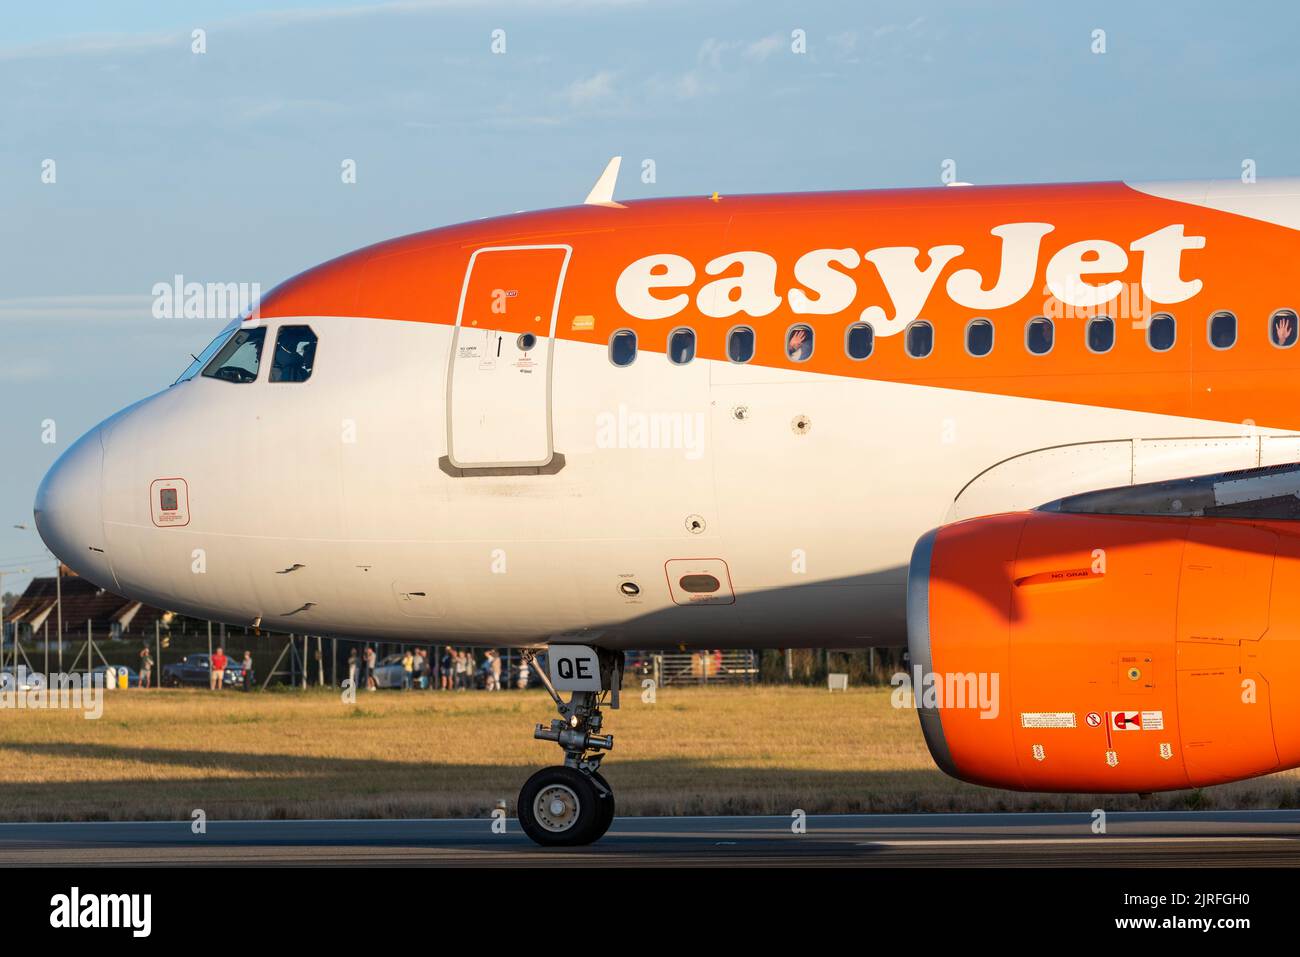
[33,424,115,588]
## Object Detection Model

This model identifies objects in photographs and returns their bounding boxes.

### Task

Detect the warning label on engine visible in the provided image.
[1110,710,1142,731]
[1019,712,1077,729]
[1109,709,1165,732]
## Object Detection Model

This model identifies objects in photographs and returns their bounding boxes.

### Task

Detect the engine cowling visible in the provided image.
[907,508,1300,792]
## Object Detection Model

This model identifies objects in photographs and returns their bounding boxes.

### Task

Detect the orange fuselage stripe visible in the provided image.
[259,181,1300,430]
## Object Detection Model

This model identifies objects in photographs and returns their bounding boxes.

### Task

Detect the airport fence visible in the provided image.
[638,651,759,686]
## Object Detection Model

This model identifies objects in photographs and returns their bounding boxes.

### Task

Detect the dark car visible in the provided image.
[161,653,246,688]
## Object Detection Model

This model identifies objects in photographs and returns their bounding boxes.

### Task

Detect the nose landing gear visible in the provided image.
[517,646,622,847]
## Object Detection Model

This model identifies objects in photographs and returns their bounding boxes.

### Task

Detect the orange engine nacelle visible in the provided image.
[907,510,1300,793]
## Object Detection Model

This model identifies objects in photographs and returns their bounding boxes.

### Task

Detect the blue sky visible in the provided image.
[2,0,1299,591]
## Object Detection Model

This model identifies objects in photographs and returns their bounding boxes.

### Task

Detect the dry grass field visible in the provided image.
[2,684,1299,822]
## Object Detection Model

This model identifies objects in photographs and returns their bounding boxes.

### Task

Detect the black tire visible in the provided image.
[590,770,616,840]
[517,766,610,847]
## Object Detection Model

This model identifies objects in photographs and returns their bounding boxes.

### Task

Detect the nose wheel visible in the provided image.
[518,766,615,846]
[517,647,621,847]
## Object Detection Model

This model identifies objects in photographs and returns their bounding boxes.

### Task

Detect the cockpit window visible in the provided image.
[270,325,317,383]
[174,327,237,385]
[201,327,266,383]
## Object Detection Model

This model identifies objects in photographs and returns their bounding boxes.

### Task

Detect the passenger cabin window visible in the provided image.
[965,319,994,357]
[786,324,814,362]
[1208,311,1236,350]
[1148,313,1177,352]
[1270,310,1298,348]
[905,321,933,358]
[1086,316,1115,353]
[845,322,874,360]
[727,326,755,363]
[668,327,696,365]
[1025,317,1054,355]
[609,329,637,367]
[270,325,317,382]
[201,327,266,383]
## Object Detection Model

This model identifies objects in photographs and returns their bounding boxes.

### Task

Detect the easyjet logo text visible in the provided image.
[614,223,1204,336]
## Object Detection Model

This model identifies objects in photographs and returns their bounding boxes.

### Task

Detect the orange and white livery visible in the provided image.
[34,164,1300,843]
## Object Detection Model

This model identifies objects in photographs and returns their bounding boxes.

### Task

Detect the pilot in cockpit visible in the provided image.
[270,326,317,383]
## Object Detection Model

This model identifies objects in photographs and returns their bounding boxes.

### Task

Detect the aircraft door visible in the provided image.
[447,244,571,468]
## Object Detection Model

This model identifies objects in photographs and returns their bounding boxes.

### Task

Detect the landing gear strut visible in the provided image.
[517,646,622,847]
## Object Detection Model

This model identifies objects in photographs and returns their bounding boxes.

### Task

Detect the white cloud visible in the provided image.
[0,295,154,322]
[871,16,926,41]
[828,31,858,56]
[674,71,704,99]
[0,357,53,383]
[0,0,649,62]
[696,37,739,70]
[234,98,346,122]
[564,70,618,108]
[0,32,177,62]
[744,33,783,61]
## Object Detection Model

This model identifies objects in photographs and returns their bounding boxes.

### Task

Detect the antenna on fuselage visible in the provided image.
[584,156,626,208]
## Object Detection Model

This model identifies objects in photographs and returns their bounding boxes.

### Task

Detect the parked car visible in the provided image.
[370,653,409,689]
[161,654,246,688]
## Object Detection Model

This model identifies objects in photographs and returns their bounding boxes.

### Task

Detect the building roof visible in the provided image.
[4,573,174,640]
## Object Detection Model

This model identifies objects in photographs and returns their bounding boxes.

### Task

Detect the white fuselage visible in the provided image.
[36,313,1280,649]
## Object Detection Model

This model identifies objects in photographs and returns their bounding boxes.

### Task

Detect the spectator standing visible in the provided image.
[516,656,530,690]
[138,643,153,690]
[486,649,502,691]
[401,650,414,690]
[440,647,454,690]
[241,650,254,692]
[210,646,228,691]
[365,645,377,691]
